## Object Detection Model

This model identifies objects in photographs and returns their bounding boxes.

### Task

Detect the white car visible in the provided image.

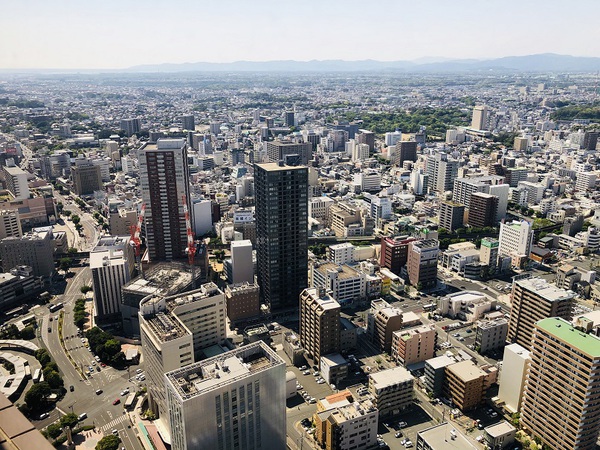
[404,441,413,448]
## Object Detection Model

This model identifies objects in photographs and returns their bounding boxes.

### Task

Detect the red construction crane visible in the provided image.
[130,203,146,278]
[182,194,196,267]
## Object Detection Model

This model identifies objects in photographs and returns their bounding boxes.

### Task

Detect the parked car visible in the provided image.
[39,413,49,420]
[95,389,103,395]
[112,399,120,405]
[69,385,75,392]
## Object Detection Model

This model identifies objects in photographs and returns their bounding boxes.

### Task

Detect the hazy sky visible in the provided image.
[1,0,599,69]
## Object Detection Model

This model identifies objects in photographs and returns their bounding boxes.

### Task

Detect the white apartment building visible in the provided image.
[368,367,414,417]
[2,165,29,200]
[355,170,381,192]
[517,181,545,204]
[230,240,253,284]
[312,262,366,306]
[90,235,135,322]
[165,342,286,450]
[576,171,597,191]
[410,168,428,195]
[368,196,392,221]
[192,198,212,236]
[329,242,355,265]
[498,220,534,261]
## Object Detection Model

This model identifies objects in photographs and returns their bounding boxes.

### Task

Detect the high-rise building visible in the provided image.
[139,282,227,428]
[90,236,135,323]
[139,139,191,261]
[299,287,341,367]
[410,168,429,195]
[467,193,498,228]
[255,161,308,311]
[266,139,311,166]
[471,105,489,131]
[120,118,141,137]
[394,141,417,167]
[480,237,499,270]
[380,235,416,276]
[181,115,195,131]
[438,201,465,232]
[224,282,260,322]
[497,343,530,414]
[0,227,54,277]
[285,111,295,127]
[71,164,102,196]
[368,367,414,417]
[520,318,600,450]
[2,166,29,200]
[357,129,375,151]
[452,175,505,210]
[507,277,575,349]
[385,130,402,147]
[165,342,286,450]
[407,239,439,289]
[498,220,534,264]
[426,153,459,193]
[230,240,254,284]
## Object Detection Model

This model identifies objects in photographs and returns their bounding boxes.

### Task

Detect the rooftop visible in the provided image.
[369,366,414,389]
[484,420,516,438]
[316,262,360,280]
[536,317,600,357]
[255,162,307,172]
[165,342,284,401]
[123,261,194,296]
[446,360,487,383]
[303,287,341,311]
[516,277,576,302]
[417,422,478,449]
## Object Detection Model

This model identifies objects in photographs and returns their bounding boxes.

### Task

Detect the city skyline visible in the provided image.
[1,0,599,70]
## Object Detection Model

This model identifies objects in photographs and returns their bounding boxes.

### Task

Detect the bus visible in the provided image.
[49,303,64,313]
[32,368,41,383]
[124,393,136,410]
[423,303,437,312]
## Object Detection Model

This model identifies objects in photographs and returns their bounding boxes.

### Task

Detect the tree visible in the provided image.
[80,285,92,294]
[46,423,63,439]
[59,258,72,273]
[19,325,35,340]
[35,349,52,367]
[24,382,51,409]
[103,339,122,358]
[95,434,121,450]
[71,215,81,225]
[44,370,63,389]
[60,413,79,429]
[62,209,72,217]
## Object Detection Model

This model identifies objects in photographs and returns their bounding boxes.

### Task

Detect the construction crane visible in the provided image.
[182,195,196,286]
[130,203,146,279]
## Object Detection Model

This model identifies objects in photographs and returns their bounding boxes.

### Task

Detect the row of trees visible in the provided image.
[86,327,126,367]
[23,349,64,411]
[73,298,87,328]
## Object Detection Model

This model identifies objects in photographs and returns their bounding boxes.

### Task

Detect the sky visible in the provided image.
[1,0,599,70]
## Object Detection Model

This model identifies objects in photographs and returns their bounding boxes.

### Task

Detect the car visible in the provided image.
[95,389,103,395]
[395,432,403,438]
[309,398,316,404]
[490,411,498,418]
[96,366,101,372]
[78,413,87,421]
[398,421,408,428]
[49,317,53,322]
[466,329,472,333]
[299,365,307,371]
[121,388,130,396]
[303,370,310,376]
[404,441,413,448]
[48,327,51,332]
[69,385,75,392]
[317,379,325,384]
[39,412,49,420]
[136,368,143,374]
[92,361,96,365]
[113,399,120,405]
[112,429,118,435]
[101,362,106,367]
[296,384,303,390]
[313,371,319,376]
[81,338,86,343]
[95,355,101,361]
[139,375,145,381]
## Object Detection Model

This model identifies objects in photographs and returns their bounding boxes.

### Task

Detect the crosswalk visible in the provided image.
[99,414,129,432]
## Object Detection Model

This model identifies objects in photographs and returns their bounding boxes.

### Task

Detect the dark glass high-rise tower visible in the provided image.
[254,161,308,311]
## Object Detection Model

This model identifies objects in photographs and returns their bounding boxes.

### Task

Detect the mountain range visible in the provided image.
[127,54,600,73]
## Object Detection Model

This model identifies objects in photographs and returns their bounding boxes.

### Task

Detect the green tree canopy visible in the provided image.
[24,382,51,409]
[60,413,79,429]
[95,434,121,450]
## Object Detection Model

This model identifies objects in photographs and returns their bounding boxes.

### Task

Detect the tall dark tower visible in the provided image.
[139,138,191,261]
[255,161,308,311]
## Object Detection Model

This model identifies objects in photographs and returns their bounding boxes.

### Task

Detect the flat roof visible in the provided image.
[255,162,307,172]
[516,277,576,302]
[369,366,413,388]
[446,360,486,383]
[537,317,600,357]
[417,422,477,449]
[484,420,516,438]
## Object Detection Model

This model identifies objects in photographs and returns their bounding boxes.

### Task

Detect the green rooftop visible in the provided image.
[536,318,600,357]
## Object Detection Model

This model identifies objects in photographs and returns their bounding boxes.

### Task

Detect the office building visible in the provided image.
[311,262,366,307]
[71,163,102,196]
[424,354,456,397]
[391,325,436,366]
[444,360,497,411]
[108,208,137,236]
[224,282,260,322]
[426,153,459,193]
[230,240,253,284]
[394,141,417,167]
[452,175,505,210]
[314,391,378,450]
[407,239,439,289]
[0,210,22,240]
[299,288,340,367]
[368,367,414,417]
[480,237,499,270]
[120,118,141,137]
[139,139,191,261]
[255,162,308,311]
[385,130,402,147]
[467,193,498,228]
[471,105,489,131]
[328,242,355,265]
[357,129,375,151]
[266,139,311,166]
[521,318,600,450]
[140,282,227,427]
[165,342,286,450]
[0,227,54,277]
[438,201,465,232]
[0,267,44,313]
[498,220,534,265]
[379,235,416,276]
[90,236,135,323]
[181,115,195,131]
[497,343,530,414]
[507,277,575,349]
[2,166,29,200]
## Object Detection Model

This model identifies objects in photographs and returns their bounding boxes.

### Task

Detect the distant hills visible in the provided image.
[127,54,600,73]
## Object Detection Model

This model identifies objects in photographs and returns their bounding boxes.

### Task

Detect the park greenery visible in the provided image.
[95,434,121,450]
[0,323,36,340]
[340,107,470,139]
[550,102,600,122]
[73,298,88,328]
